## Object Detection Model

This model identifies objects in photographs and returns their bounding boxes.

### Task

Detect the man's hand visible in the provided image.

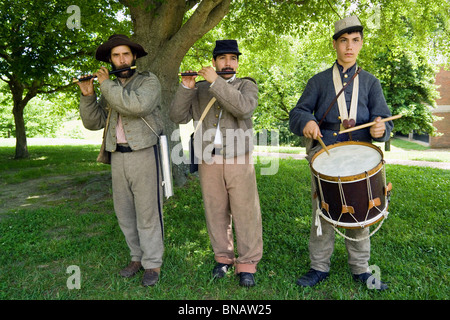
[96,66,110,85]
[197,66,218,84]
[303,120,322,140]
[75,77,95,96]
[181,70,197,89]
[370,117,386,138]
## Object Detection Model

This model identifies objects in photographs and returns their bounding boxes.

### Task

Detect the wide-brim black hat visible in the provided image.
[95,34,148,62]
[333,16,364,40]
[212,40,242,58]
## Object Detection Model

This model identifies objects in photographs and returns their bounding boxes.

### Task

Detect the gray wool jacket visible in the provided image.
[169,76,258,162]
[79,71,163,152]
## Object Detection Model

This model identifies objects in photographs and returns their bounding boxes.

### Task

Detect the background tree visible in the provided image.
[373,48,441,137]
[2,0,449,180]
[118,0,236,185]
[0,0,130,158]
[118,0,338,174]
[218,0,450,145]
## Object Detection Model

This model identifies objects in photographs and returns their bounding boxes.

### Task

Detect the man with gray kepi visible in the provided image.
[170,40,263,287]
[76,34,164,287]
[289,16,392,290]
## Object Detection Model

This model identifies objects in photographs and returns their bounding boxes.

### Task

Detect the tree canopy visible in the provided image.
[0,0,130,158]
[1,0,449,160]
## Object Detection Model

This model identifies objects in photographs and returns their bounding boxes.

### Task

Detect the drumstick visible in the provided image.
[333,114,402,136]
[317,136,330,155]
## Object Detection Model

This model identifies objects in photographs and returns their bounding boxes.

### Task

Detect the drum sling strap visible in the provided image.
[318,66,362,130]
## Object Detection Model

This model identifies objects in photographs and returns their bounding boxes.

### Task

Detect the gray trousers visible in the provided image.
[309,172,370,275]
[111,145,164,270]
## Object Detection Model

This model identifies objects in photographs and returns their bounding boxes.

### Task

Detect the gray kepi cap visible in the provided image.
[333,15,364,40]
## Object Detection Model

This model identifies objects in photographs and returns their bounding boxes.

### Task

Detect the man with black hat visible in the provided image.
[76,34,164,287]
[289,16,392,290]
[170,40,263,287]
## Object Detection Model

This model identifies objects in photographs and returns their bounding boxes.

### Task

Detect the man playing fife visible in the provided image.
[170,40,263,287]
[289,16,392,290]
[76,34,164,287]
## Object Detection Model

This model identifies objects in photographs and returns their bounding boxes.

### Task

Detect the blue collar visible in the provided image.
[335,60,357,74]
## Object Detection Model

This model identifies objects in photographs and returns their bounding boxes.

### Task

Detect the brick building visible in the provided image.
[431,67,450,148]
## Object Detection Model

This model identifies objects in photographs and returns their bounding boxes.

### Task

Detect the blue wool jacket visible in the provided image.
[289,62,393,146]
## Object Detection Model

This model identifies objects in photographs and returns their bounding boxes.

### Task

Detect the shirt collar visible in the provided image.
[226,74,236,83]
[335,60,357,74]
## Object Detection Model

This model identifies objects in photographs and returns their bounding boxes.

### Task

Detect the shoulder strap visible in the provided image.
[194,97,217,134]
[103,107,112,139]
[241,76,257,84]
[191,77,250,134]
[318,67,361,127]
[141,117,160,139]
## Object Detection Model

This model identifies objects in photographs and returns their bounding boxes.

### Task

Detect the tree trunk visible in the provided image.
[13,102,28,159]
[123,0,231,186]
[385,138,391,152]
[8,79,29,159]
[8,78,39,159]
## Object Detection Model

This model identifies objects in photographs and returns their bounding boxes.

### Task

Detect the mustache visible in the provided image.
[112,60,136,71]
[221,67,234,71]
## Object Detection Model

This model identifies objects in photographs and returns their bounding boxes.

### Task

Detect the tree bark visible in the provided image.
[121,0,231,186]
[8,77,40,159]
[385,138,391,152]
[12,103,28,159]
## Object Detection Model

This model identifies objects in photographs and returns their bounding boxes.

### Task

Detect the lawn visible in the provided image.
[0,143,448,303]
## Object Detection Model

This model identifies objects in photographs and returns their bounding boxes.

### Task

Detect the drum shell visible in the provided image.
[313,168,386,227]
[310,141,388,228]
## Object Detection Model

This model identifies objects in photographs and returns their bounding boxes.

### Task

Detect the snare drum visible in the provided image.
[310,141,392,229]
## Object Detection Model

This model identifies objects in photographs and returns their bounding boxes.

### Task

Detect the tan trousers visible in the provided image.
[198,153,263,274]
[309,172,370,275]
[111,146,164,270]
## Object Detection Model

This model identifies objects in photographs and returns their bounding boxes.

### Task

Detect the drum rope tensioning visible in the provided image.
[311,141,392,242]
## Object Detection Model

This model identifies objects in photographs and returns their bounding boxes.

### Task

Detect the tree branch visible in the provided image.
[167,0,230,59]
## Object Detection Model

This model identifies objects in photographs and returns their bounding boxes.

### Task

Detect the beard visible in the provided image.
[112,59,137,79]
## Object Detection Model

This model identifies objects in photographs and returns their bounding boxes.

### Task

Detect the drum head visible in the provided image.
[311,141,383,180]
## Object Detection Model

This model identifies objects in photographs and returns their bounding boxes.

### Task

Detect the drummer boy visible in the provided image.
[289,16,393,290]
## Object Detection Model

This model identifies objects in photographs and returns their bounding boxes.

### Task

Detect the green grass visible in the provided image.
[0,144,448,300]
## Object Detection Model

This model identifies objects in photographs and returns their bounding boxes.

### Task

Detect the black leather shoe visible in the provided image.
[352,272,388,291]
[212,263,233,279]
[239,272,255,287]
[296,268,329,287]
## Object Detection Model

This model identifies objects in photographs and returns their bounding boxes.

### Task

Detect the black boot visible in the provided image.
[239,272,256,287]
[212,263,233,279]
[296,268,329,287]
[352,272,388,291]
